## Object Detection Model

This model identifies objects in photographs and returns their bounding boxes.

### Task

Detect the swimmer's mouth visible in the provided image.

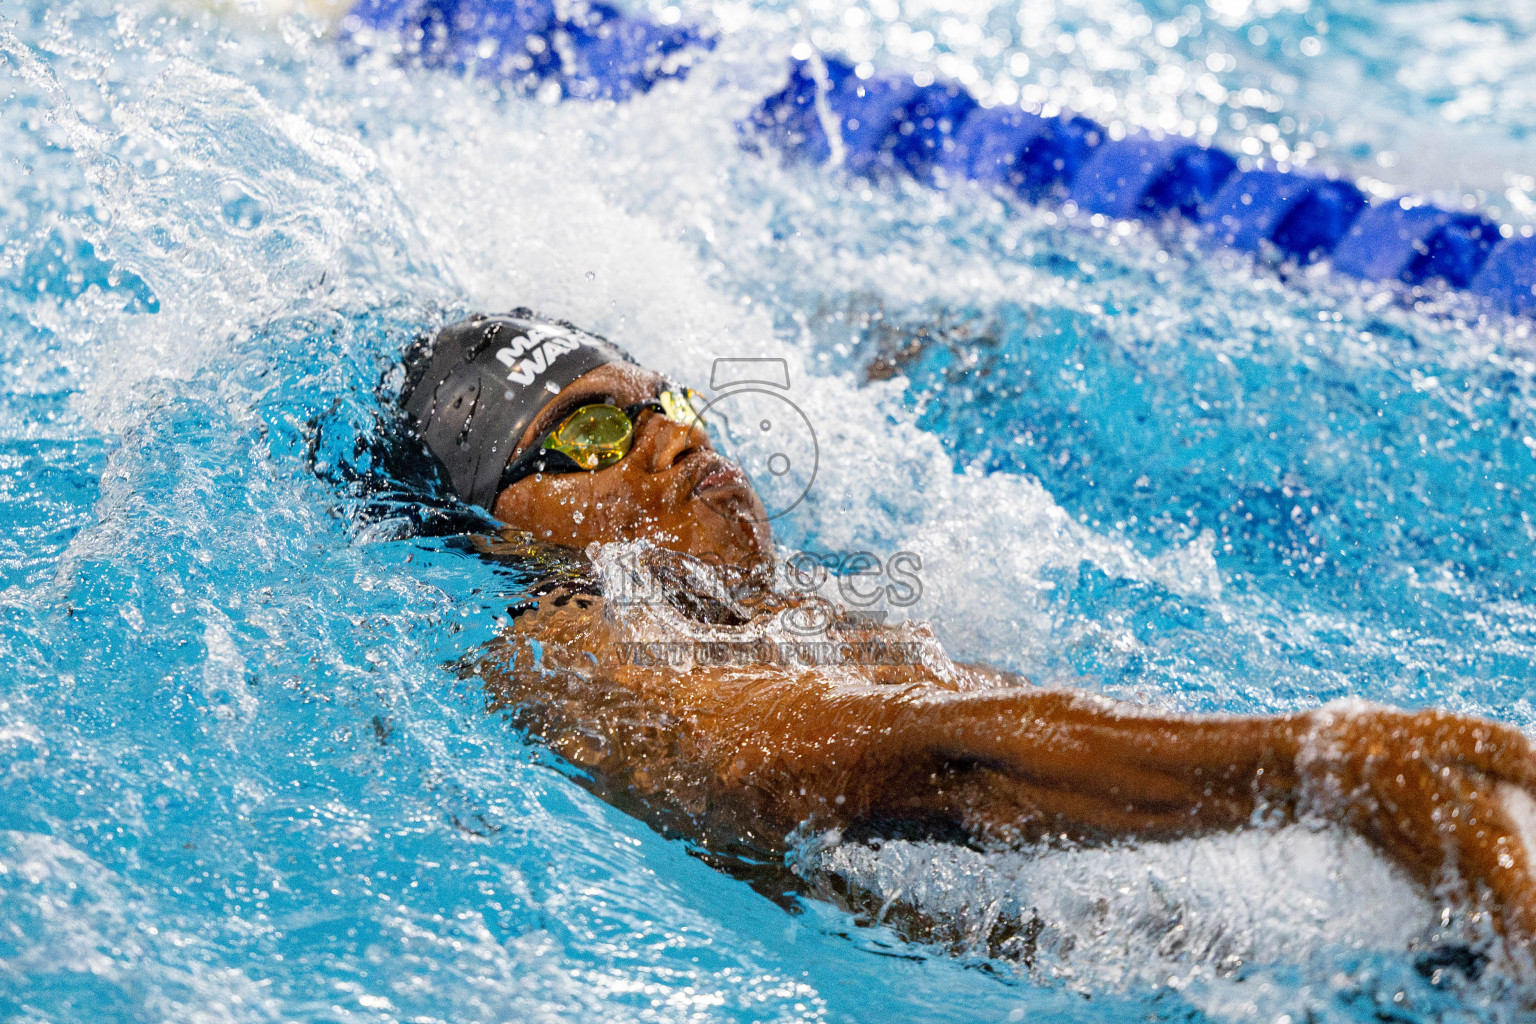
[688,452,748,497]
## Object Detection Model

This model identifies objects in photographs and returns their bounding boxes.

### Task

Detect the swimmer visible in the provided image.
[401,311,1536,947]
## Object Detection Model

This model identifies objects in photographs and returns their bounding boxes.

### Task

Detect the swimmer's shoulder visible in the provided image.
[506,586,605,640]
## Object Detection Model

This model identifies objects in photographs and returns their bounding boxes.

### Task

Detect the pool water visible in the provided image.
[3,0,1536,1021]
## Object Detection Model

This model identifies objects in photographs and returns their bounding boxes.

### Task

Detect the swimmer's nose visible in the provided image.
[635,408,711,472]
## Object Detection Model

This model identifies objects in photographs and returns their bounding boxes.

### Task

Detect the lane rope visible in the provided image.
[340,0,1536,318]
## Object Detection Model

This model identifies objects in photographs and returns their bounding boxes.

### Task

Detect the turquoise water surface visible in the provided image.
[3,0,1536,1021]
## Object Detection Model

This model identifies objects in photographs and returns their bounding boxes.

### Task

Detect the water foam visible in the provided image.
[799,826,1431,989]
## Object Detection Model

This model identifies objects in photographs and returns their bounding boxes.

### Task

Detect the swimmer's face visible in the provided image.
[491,363,773,567]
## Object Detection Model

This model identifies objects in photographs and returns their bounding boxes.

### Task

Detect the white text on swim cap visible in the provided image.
[495,325,584,386]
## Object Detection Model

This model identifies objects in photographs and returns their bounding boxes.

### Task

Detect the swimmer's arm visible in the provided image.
[489,598,1536,936]
[710,682,1304,839]
[711,681,1536,936]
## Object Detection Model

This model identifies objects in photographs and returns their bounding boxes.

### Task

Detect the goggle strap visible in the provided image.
[497,445,586,493]
[630,389,705,428]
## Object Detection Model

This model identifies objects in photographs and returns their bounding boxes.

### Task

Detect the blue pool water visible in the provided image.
[3,0,1536,1021]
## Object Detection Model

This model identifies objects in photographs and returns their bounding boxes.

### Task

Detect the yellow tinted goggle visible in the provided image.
[499,386,706,489]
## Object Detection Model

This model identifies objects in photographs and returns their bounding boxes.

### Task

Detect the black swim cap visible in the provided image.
[400,310,635,509]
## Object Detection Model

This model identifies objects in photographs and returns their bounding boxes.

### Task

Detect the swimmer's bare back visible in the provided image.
[478,584,1536,943]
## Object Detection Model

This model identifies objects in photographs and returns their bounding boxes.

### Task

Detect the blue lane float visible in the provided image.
[1268,179,1368,261]
[341,0,710,100]
[1202,170,1366,260]
[1066,134,1235,220]
[744,56,980,182]
[936,105,1102,201]
[334,3,1534,319]
[1331,204,1501,288]
[1472,237,1536,316]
